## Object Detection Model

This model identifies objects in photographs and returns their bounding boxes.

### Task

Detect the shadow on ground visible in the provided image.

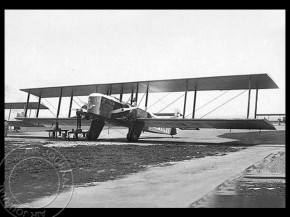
[218,130,285,145]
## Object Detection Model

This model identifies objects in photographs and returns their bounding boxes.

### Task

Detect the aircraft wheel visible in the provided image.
[131,133,139,142]
[73,134,78,141]
[127,133,132,142]
[126,132,138,142]
[86,132,90,140]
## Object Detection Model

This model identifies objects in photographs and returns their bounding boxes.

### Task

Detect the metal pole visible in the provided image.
[192,89,197,119]
[145,84,149,111]
[254,89,259,119]
[36,96,41,118]
[24,91,30,117]
[247,78,251,119]
[57,88,62,118]
[29,109,32,118]
[120,84,123,102]
[183,80,188,119]
[68,91,73,118]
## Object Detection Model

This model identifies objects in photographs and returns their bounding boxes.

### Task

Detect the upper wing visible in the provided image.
[19,74,278,98]
[137,118,276,130]
[15,117,91,126]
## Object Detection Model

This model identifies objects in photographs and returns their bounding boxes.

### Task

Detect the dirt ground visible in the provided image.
[3,125,285,207]
[4,139,242,206]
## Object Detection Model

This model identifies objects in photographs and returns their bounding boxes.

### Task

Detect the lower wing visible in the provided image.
[136,118,276,130]
[6,120,43,127]
[15,117,91,127]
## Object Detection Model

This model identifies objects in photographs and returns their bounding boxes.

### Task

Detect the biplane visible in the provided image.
[5,102,49,128]
[15,74,278,142]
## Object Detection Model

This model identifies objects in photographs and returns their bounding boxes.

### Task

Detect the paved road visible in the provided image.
[23,143,285,208]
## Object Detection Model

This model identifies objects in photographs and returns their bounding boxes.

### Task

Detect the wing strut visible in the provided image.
[68,91,73,118]
[183,80,188,119]
[120,84,123,102]
[145,83,149,111]
[36,95,42,118]
[8,109,11,121]
[254,88,259,119]
[247,77,251,119]
[56,88,62,118]
[130,87,134,105]
[192,88,197,118]
[135,82,139,104]
[24,91,30,117]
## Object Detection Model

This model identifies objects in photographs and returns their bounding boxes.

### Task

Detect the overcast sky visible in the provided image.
[5,10,285,119]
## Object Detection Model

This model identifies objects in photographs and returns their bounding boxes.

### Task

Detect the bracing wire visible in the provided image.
[135,83,149,107]
[41,100,57,118]
[42,98,57,114]
[37,97,57,118]
[199,90,247,119]
[33,93,64,118]
[156,92,185,114]
[147,91,172,110]
[75,96,86,107]
[185,90,230,118]
[137,89,147,107]
[109,127,127,137]
[62,89,82,110]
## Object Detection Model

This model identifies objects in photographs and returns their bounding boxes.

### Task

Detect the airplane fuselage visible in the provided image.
[86,93,177,139]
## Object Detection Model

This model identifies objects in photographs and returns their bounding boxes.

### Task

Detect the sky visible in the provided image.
[5,10,285,120]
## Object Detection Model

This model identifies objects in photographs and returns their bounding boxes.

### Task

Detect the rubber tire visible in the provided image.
[127,133,132,142]
[132,133,139,142]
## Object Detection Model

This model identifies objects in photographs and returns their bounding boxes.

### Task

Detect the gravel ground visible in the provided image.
[4,126,284,207]
[4,139,242,206]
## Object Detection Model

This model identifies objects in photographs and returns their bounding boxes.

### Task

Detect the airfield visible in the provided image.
[4,124,285,208]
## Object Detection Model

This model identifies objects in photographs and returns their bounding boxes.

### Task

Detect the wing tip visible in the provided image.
[263,119,277,130]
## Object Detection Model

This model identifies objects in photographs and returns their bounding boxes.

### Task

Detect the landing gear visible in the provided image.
[126,121,144,142]
[87,119,105,141]
[127,132,140,142]
[126,132,131,141]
